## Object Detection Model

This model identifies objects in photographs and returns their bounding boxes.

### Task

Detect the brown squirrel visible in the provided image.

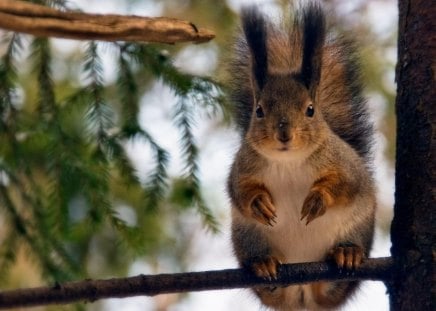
[227,3,376,310]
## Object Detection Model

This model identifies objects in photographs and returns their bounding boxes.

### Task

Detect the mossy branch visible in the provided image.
[0,257,393,309]
[0,0,215,44]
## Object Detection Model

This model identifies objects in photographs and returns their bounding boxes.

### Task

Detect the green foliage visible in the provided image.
[0,1,226,288]
[0,4,396,311]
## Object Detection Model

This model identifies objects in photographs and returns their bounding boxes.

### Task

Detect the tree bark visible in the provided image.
[390,0,435,310]
[0,0,214,44]
[0,257,392,309]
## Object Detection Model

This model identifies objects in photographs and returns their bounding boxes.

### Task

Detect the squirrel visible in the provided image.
[227,3,376,310]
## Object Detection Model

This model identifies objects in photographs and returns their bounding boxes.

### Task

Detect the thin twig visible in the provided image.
[0,0,215,44]
[0,257,393,309]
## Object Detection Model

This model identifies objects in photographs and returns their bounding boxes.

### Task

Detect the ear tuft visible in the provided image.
[241,7,268,90]
[299,3,326,97]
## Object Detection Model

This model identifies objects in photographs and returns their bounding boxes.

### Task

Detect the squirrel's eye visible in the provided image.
[256,105,265,118]
[306,105,315,117]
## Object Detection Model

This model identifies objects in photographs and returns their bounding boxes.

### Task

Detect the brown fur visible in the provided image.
[227,4,376,310]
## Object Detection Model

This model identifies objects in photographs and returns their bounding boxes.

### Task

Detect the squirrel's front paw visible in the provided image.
[247,191,277,226]
[301,190,327,225]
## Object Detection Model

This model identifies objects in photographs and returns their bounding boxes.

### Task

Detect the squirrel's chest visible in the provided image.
[262,163,313,223]
[261,163,342,262]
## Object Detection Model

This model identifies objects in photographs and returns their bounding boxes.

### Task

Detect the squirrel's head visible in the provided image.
[242,5,328,161]
[246,74,329,161]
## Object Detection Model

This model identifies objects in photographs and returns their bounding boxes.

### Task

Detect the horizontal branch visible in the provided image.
[0,0,215,44]
[0,257,393,309]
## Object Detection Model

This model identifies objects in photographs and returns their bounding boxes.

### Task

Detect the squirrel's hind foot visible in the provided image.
[329,243,364,269]
[250,255,282,280]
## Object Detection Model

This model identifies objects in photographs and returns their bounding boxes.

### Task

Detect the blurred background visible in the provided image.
[0,0,397,310]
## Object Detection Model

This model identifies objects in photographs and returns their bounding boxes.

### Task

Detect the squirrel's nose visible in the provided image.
[277,120,290,143]
[278,137,290,144]
[278,118,289,129]
[278,131,290,143]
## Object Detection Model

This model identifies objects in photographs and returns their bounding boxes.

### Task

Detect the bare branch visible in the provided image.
[0,257,392,309]
[0,0,215,44]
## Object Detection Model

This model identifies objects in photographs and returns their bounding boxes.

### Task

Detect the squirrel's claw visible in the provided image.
[329,244,364,269]
[300,190,326,225]
[252,256,281,280]
[251,192,277,226]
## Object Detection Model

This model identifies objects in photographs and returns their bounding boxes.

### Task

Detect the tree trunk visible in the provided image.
[390,0,435,310]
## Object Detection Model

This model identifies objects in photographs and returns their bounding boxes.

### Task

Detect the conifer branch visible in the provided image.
[0,257,393,309]
[0,0,215,44]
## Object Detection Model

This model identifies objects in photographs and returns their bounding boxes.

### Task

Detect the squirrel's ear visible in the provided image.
[241,7,268,91]
[299,4,326,98]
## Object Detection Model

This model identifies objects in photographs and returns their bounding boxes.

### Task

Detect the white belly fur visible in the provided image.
[257,162,356,309]
[260,162,341,263]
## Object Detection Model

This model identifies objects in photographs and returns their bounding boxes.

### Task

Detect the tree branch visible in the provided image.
[0,257,392,309]
[0,0,215,44]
